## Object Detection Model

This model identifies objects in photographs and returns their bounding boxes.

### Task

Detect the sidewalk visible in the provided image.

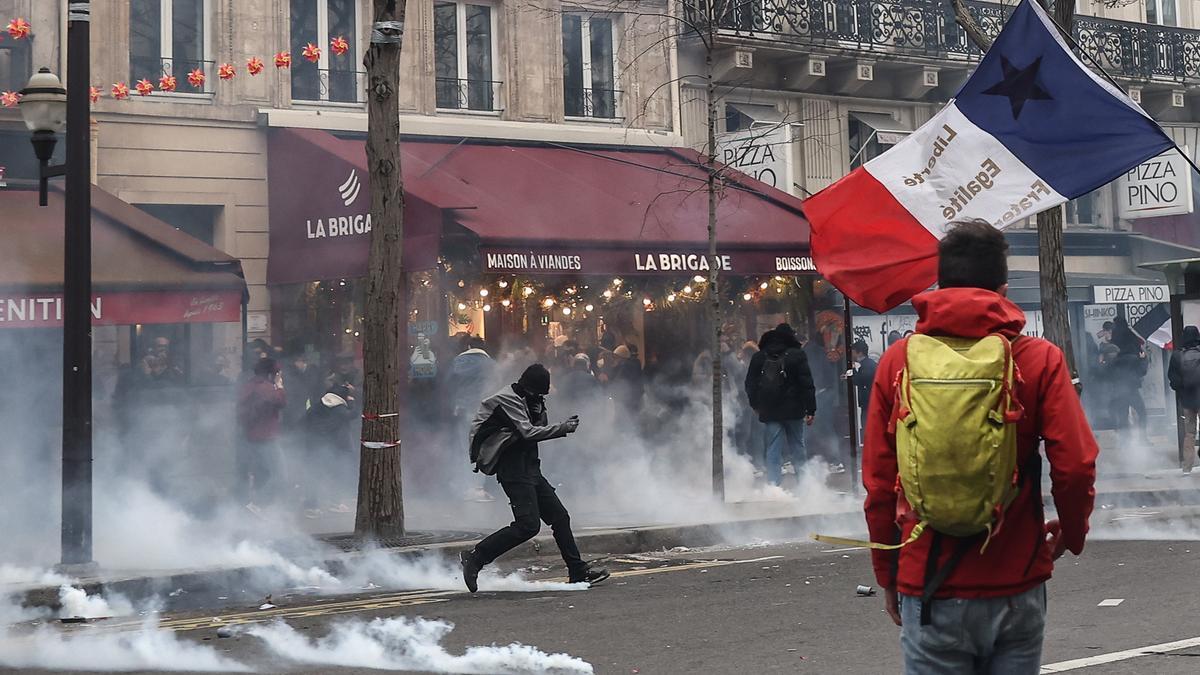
[10,452,1200,612]
[7,500,865,611]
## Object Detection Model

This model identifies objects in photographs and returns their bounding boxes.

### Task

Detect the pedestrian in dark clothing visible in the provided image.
[282,351,321,427]
[850,340,877,433]
[1109,317,1148,439]
[302,383,358,515]
[560,354,601,403]
[237,358,287,511]
[745,323,817,485]
[460,364,609,591]
[1169,325,1200,473]
[609,345,645,412]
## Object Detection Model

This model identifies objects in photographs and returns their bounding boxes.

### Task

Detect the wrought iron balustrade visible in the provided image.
[564,87,623,119]
[685,0,1200,83]
[129,56,217,94]
[435,78,504,112]
[293,68,367,105]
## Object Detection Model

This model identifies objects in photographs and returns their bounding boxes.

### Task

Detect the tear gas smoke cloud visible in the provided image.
[247,616,595,674]
[0,608,250,672]
[1,342,852,581]
[57,584,134,619]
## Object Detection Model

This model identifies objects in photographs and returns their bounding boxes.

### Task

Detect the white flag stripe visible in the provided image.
[864,104,1067,239]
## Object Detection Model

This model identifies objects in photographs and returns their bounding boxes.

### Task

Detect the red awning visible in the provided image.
[267,128,812,284]
[0,187,246,327]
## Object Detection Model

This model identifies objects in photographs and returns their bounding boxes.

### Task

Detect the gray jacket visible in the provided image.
[469,385,574,475]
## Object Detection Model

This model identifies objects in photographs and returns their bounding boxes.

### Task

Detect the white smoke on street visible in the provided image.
[0,587,247,672]
[247,616,595,674]
[336,548,587,593]
[57,584,134,619]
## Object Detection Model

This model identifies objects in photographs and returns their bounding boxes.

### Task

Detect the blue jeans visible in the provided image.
[763,419,807,485]
[900,584,1046,675]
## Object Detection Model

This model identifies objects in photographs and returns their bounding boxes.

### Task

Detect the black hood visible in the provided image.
[758,327,802,355]
[1184,325,1200,349]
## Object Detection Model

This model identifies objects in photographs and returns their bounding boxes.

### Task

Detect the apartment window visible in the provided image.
[1147,0,1178,26]
[434,2,500,112]
[0,36,32,93]
[563,14,618,119]
[291,0,361,103]
[129,0,210,88]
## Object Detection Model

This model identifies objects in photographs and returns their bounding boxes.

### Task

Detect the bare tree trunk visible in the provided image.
[950,0,994,51]
[355,0,406,539]
[705,12,724,500]
[1037,0,1080,388]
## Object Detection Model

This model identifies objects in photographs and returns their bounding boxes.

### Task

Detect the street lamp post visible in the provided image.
[19,0,95,568]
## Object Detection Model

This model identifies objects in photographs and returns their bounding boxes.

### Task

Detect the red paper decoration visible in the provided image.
[135,79,154,96]
[159,75,177,92]
[302,42,321,63]
[331,36,349,56]
[6,17,31,40]
[187,68,206,88]
[89,86,100,104]
[274,51,292,69]
[218,63,236,80]
[0,91,20,108]
[111,82,130,100]
[247,57,265,76]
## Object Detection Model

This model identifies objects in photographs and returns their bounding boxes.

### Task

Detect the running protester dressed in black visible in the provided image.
[460,364,609,592]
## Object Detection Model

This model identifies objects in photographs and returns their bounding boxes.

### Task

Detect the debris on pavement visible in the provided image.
[168,588,186,597]
[1098,598,1124,607]
[669,546,690,553]
[259,594,276,610]
[216,625,236,638]
[856,585,876,597]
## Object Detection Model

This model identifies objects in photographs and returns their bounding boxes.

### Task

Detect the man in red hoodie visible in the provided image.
[863,221,1098,674]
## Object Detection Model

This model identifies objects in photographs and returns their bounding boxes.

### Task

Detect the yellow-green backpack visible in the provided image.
[816,333,1025,551]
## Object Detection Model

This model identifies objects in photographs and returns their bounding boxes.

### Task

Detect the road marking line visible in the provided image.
[822,546,866,553]
[1040,636,1200,672]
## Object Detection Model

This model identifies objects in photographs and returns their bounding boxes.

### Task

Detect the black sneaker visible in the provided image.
[460,550,482,593]
[569,566,610,586]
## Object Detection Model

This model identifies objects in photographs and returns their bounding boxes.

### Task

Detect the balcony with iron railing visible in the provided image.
[564,87,623,120]
[129,56,218,95]
[293,68,367,105]
[686,0,1200,84]
[435,78,504,113]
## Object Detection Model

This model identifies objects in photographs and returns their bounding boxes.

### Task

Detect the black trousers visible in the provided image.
[474,476,585,574]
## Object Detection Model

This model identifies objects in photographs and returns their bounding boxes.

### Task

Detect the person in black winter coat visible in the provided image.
[1169,325,1200,473]
[1109,317,1148,439]
[745,323,817,485]
[302,383,358,514]
[850,340,877,430]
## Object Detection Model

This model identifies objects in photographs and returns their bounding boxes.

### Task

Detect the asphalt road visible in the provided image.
[6,539,1200,674]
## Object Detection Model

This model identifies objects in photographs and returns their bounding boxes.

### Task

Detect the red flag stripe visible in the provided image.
[805,168,939,313]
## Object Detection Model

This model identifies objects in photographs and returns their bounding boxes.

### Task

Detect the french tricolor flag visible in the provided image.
[805,0,1176,312]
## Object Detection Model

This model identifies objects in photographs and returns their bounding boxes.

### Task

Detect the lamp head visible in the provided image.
[19,68,68,135]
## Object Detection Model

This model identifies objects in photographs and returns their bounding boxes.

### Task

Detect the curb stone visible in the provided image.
[14,510,864,611]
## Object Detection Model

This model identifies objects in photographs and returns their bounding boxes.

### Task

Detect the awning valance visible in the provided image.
[267,128,813,283]
[0,187,246,327]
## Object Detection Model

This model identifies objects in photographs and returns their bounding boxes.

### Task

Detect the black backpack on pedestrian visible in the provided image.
[1181,348,1200,388]
[758,351,789,400]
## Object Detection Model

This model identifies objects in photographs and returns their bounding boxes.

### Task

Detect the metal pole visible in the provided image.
[842,296,860,496]
[61,0,93,567]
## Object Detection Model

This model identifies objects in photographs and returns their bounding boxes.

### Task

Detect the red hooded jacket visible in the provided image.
[864,288,1098,598]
